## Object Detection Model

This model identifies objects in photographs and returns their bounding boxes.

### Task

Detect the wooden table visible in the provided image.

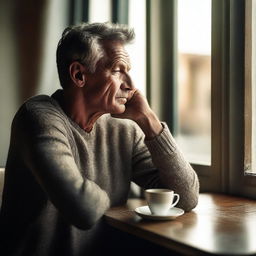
[104,193,256,256]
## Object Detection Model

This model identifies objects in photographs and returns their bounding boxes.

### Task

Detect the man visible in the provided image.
[0,22,199,255]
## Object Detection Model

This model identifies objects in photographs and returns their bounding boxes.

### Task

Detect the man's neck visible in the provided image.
[60,89,104,132]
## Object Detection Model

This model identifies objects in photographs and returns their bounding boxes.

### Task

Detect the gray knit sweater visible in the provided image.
[0,90,199,255]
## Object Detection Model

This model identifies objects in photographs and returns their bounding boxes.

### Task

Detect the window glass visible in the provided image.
[89,0,111,22]
[176,0,211,165]
[127,0,146,95]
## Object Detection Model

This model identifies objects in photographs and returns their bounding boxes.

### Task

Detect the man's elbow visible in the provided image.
[177,188,199,212]
[184,198,198,212]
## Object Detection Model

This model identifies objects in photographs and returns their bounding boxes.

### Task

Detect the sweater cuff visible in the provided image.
[144,123,177,156]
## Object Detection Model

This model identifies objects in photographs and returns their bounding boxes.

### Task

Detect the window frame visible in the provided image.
[147,0,256,197]
[191,0,228,193]
[228,0,256,197]
[244,0,256,178]
[244,0,252,174]
[147,0,224,192]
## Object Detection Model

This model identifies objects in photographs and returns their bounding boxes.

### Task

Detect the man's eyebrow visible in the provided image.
[111,60,130,68]
[109,57,131,70]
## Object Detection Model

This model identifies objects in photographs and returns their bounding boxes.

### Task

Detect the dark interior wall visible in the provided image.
[0,0,69,166]
[14,0,47,102]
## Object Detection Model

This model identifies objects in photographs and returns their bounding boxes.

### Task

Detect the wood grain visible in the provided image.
[104,193,256,256]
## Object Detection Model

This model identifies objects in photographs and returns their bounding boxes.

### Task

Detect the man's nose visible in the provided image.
[120,74,134,91]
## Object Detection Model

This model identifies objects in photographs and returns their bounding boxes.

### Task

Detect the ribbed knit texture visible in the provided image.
[0,90,199,256]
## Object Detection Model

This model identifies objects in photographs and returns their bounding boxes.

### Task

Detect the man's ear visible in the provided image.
[69,61,87,88]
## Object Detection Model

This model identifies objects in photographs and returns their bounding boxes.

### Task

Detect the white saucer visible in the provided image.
[134,205,184,220]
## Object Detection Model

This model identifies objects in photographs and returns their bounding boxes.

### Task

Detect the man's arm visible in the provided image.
[131,124,199,212]
[19,106,110,229]
[113,89,199,211]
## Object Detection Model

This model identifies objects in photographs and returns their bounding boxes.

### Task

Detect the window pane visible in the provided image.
[127,0,146,95]
[89,0,111,22]
[176,0,211,165]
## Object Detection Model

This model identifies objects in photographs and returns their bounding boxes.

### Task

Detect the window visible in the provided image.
[147,0,256,197]
[227,0,256,197]
[176,0,211,165]
[127,0,146,95]
[89,0,111,23]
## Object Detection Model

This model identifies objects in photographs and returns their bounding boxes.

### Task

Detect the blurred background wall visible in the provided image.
[0,0,69,166]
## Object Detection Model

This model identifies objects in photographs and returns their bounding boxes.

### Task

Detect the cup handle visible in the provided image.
[171,193,180,207]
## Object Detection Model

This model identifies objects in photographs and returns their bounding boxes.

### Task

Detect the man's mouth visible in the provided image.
[116,97,127,104]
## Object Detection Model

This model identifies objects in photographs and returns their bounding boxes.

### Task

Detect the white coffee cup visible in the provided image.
[145,188,180,215]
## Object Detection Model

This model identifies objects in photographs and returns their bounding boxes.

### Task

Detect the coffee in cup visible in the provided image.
[145,188,180,215]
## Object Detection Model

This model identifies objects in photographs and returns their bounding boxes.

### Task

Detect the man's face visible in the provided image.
[83,41,135,114]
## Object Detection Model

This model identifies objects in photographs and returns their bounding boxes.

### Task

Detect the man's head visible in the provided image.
[56,22,135,89]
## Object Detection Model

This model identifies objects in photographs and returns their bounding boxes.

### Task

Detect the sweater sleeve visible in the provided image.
[132,123,199,211]
[18,105,110,230]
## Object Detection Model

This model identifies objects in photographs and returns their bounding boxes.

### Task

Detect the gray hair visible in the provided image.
[56,22,135,89]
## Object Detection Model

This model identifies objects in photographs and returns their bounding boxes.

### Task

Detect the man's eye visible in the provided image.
[112,70,122,76]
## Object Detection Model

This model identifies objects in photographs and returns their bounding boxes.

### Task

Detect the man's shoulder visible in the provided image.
[14,94,64,125]
[23,94,58,112]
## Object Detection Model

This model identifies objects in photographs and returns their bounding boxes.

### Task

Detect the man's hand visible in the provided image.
[112,90,163,139]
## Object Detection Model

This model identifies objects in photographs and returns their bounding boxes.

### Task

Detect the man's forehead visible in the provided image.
[103,42,131,65]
